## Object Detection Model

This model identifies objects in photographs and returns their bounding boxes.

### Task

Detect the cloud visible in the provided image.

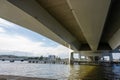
[0,34,72,58]
[0,34,43,52]
[0,27,6,33]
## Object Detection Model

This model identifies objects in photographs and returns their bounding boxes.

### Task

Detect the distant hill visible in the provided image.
[0,50,33,57]
[0,55,18,58]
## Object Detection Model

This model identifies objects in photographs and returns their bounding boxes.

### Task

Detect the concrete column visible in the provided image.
[94,56,100,61]
[69,52,74,65]
[101,53,105,61]
[88,56,93,61]
[88,56,91,61]
[101,52,113,62]
[109,53,113,62]
[79,53,81,60]
[92,56,95,62]
[85,56,88,60]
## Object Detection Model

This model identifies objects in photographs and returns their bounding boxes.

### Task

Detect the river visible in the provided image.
[0,61,120,80]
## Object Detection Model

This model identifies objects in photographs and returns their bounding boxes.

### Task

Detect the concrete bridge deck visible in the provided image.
[0,0,119,51]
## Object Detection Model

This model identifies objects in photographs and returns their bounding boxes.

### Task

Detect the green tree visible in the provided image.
[39,56,43,60]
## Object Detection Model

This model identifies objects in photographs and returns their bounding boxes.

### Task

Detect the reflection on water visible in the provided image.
[0,61,120,80]
[69,64,120,80]
[69,65,104,80]
[104,64,120,80]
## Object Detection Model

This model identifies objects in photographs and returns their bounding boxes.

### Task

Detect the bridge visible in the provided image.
[0,0,120,64]
[0,57,25,62]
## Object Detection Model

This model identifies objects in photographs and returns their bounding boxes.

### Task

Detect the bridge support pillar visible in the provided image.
[79,53,81,60]
[88,56,94,62]
[109,53,113,62]
[101,52,113,62]
[85,56,88,60]
[69,52,74,65]
[87,55,101,63]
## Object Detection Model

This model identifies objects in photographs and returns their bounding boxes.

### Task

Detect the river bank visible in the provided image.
[0,75,56,80]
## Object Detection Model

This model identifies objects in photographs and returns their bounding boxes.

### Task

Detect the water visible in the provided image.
[0,61,120,80]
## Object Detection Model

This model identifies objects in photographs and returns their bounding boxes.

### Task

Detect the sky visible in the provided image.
[0,18,120,59]
[0,18,72,58]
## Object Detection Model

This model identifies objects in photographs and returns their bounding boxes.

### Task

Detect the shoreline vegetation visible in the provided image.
[0,75,57,80]
[0,55,69,64]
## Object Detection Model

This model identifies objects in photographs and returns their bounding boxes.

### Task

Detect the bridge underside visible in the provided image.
[0,0,120,52]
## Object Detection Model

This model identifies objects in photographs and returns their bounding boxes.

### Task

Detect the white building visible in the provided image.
[48,55,56,61]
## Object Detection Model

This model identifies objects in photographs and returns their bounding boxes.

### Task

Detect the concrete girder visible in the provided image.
[73,51,111,56]
[76,51,102,57]
[67,0,111,50]
[109,29,120,49]
[0,0,80,50]
[0,0,67,47]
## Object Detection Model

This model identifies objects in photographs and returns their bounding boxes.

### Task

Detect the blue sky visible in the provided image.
[0,18,72,58]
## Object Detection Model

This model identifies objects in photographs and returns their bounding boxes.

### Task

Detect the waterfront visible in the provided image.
[0,61,120,80]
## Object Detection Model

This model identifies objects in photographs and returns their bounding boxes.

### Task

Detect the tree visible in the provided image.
[39,56,43,60]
